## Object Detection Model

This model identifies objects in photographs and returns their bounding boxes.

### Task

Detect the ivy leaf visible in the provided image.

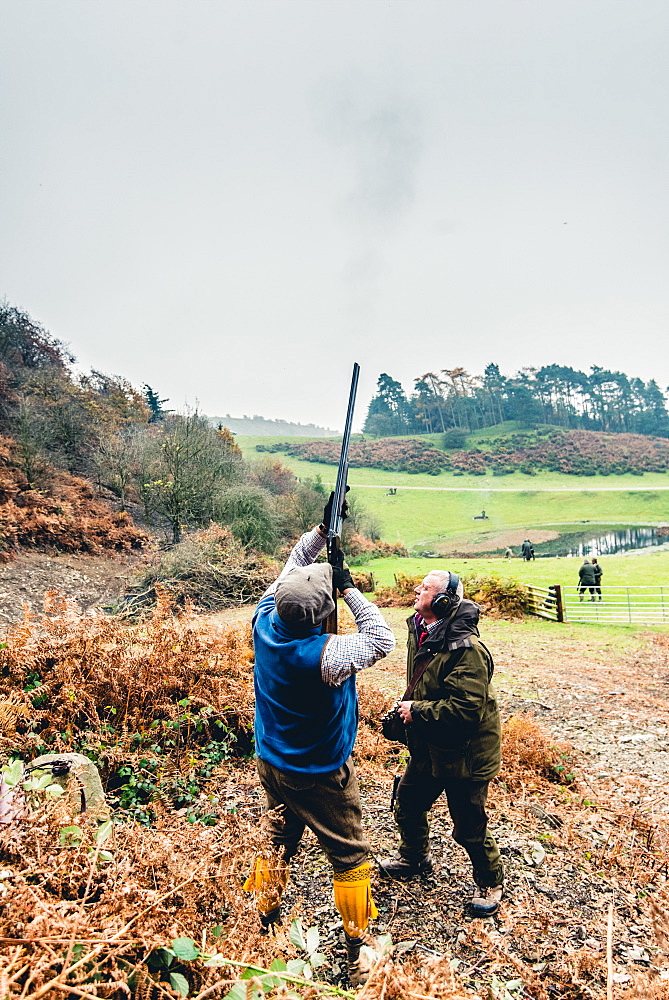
[222,985,247,1000]
[305,925,319,955]
[269,959,287,972]
[170,937,200,962]
[289,918,305,951]
[95,820,113,844]
[44,783,65,797]
[2,759,23,786]
[168,972,190,997]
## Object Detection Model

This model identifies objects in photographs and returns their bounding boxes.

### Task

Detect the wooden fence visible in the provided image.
[526,584,669,625]
[526,585,564,622]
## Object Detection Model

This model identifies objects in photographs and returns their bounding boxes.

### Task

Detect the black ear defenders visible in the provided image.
[431,572,461,619]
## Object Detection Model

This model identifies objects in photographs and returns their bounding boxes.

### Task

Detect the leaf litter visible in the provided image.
[0,600,667,998]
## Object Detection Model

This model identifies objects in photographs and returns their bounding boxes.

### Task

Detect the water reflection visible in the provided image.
[541,526,664,558]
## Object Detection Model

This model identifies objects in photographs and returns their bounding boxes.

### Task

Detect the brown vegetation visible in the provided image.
[1,599,668,998]
[0,438,148,563]
[128,525,276,612]
[373,571,527,618]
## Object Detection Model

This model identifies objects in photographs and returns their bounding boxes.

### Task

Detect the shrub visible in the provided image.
[217,483,278,553]
[374,571,527,618]
[374,573,421,607]
[441,427,468,449]
[260,427,669,477]
[461,572,527,618]
[129,524,276,611]
[500,714,577,791]
[345,532,409,563]
[0,589,257,763]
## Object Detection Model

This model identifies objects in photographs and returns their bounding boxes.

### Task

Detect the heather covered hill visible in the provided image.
[256,427,669,476]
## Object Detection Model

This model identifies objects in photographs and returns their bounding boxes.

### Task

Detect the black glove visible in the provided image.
[331,548,355,593]
[322,487,350,531]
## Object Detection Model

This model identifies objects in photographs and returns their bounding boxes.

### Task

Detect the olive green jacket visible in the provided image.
[405,601,501,782]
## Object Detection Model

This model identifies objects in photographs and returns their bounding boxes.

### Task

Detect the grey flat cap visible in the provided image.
[275,563,335,628]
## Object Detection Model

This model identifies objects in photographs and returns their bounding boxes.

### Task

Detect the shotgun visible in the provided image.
[325,362,360,634]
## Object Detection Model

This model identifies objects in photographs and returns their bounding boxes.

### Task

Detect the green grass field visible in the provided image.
[236,434,669,555]
[351,550,669,589]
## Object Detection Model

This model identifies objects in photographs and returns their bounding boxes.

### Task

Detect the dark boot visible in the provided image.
[378,853,433,878]
[259,905,281,934]
[345,934,369,987]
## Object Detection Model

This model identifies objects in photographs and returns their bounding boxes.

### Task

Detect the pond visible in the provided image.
[533,526,668,558]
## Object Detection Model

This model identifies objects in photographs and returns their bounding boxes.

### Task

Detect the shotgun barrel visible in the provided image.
[325,362,360,634]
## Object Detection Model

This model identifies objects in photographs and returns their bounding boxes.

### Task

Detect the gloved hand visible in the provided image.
[322,487,350,531]
[331,548,355,593]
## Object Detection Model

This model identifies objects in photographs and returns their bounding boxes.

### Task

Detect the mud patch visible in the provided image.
[0,551,143,623]
[435,528,559,555]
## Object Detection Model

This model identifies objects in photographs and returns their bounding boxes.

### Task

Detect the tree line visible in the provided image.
[364,365,669,438]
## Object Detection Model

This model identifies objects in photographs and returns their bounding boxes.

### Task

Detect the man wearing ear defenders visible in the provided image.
[379,570,504,916]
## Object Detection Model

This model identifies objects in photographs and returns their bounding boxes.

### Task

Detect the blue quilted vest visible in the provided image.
[252,593,358,773]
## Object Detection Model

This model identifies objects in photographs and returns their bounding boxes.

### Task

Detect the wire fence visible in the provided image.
[527,584,669,625]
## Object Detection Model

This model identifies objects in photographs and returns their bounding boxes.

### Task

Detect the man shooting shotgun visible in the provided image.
[245,363,395,985]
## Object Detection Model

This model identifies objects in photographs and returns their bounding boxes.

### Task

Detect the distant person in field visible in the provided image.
[504,546,513,559]
[578,558,597,601]
[521,538,533,561]
[378,570,504,917]
[592,558,603,600]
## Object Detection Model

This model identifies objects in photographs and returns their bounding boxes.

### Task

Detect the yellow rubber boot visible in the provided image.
[243,854,289,932]
[333,861,379,986]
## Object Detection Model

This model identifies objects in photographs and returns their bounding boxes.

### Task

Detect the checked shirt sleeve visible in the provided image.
[321,590,395,687]
[263,528,326,597]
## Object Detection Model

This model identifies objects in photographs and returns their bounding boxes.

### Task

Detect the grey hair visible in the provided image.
[426,570,464,600]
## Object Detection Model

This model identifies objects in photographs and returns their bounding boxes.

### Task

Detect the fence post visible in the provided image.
[627,588,632,624]
[554,584,564,623]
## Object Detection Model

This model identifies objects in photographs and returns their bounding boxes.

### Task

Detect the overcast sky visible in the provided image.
[1,0,668,429]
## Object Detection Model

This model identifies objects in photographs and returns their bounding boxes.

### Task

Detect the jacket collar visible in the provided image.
[269,607,324,641]
[407,599,481,651]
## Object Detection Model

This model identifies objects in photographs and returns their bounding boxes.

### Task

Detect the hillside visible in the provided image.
[237,432,669,555]
[210,414,337,436]
[255,428,669,476]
